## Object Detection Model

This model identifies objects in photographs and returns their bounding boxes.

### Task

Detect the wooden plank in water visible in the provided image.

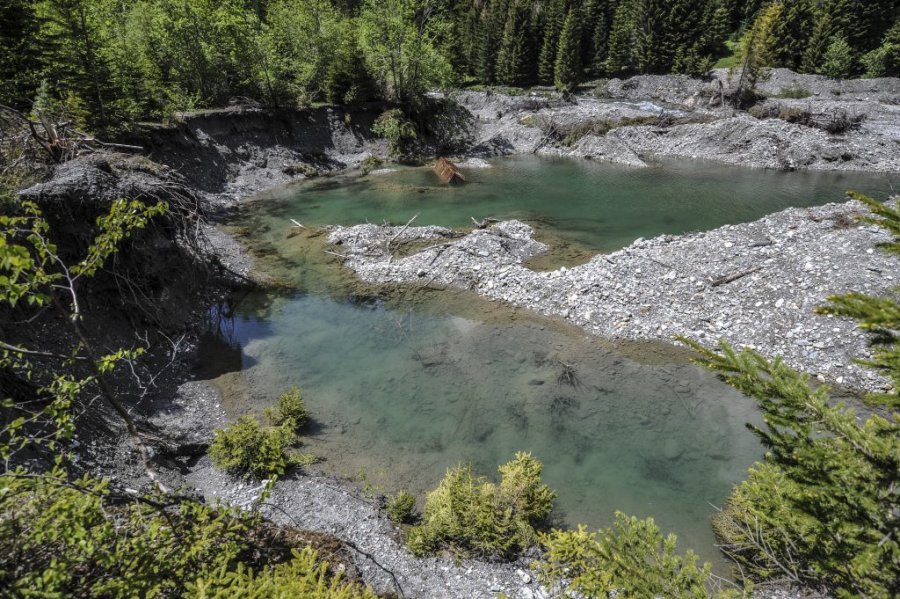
[434,157,466,185]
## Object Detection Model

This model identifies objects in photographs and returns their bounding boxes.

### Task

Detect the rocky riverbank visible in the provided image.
[456,68,900,172]
[328,200,897,393]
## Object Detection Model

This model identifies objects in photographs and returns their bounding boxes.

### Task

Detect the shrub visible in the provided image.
[385,490,417,524]
[407,452,555,559]
[536,514,740,598]
[360,156,383,175]
[372,109,417,156]
[774,87,812,99]
[265,386,310,430]
[209,416,298,479]
[188,546,377,598]
[0,469,375,598]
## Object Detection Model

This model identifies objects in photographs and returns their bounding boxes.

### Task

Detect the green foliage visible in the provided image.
[372,109,418,156]
[554,9,582,94]
[407,452,555,559]
[536,514,741,598]
[682,194,900,597]
[862,20,900,78]
[265,386,310,430]
[211,386,317,478]
[773,86,812,99]
[187,547,377,598]
[821,36,855,79]
[357,0,453,102]
[385,490,417,524]
[208,416,298,479]
[0,467,374,598]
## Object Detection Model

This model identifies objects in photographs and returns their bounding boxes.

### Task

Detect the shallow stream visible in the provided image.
[199,157,895,566]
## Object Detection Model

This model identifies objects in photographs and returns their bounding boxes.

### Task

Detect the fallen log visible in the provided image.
[433,157,466,185]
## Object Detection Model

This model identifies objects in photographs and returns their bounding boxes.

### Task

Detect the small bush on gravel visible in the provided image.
[265,386,310,430]
[209,416,298,478]
[407,452,555,559]
[385,490,417,524]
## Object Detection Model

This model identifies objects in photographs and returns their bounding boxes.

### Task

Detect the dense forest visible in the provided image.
[1,0,898,132]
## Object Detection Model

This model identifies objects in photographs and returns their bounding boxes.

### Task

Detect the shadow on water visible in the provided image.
[194,156,895,570]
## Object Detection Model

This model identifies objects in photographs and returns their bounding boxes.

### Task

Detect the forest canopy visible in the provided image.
[1,0,897,131]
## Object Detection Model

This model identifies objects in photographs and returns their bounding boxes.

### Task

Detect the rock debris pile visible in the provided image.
[330,201,897,393]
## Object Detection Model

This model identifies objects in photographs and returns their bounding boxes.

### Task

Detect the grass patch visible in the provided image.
[714,40,740,69]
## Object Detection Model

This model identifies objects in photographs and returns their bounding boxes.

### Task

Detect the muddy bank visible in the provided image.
[457,68,900,173]
[328,200,897,393]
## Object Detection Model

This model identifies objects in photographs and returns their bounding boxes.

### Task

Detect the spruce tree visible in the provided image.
[802,9,837,73]
[821,35,854,78]
[476,0,508,84]
[770,0,815,71]
[604,0,639,76]
[538,0,567,84]
[0,0,43,109]
[687,194,900,597]
[586,4,612,77]
[634,0,670,73]
[554,8,582,93]
[496,1,532,87]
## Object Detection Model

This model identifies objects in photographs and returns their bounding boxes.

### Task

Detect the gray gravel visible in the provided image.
[457,68,900,173]
[329,200,898,393]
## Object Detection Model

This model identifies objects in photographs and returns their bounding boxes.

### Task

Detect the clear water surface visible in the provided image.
[201,157,895,567]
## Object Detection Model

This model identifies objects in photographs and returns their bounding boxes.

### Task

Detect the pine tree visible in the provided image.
[770,0,815,71]
[820,35,854,78]
[802,9,837,73]
[634,0,670,73]
[554,7,582,93]
[604,0,639,76]
[496,1,532,86]
[476,0,508,84]
[538,0,566,84]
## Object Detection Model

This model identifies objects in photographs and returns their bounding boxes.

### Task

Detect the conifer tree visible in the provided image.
[0,0,44,109]
[770,0,815,71]
[496,1,532,86]
[554,7,582,93]
[802,10,837,73]
[538,0,566,84]
[862,19,900,77]
[476,0,508,84]
[634,0,670,73]
[687,194,900,597]
[821,35,854,78]
[604,0,639,76]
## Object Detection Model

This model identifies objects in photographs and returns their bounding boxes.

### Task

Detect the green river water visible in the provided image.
[199,157,896,567]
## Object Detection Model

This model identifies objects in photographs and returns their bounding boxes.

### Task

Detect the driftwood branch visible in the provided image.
[386,213,419,257]
[711,267,762,288]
